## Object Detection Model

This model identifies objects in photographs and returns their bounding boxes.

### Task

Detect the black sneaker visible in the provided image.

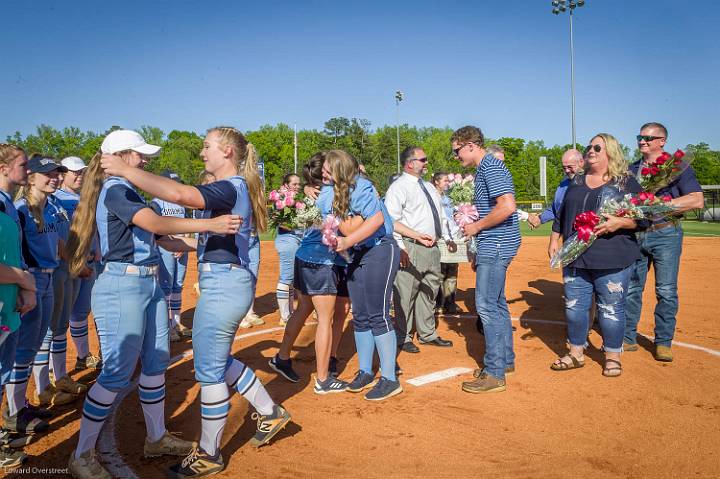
[24,403,53,420]
[3,407,49,434]
[249,405,291,447]
[0,444,27,468]
[328,356,339,378]
[268,354,299,383]
[364,377,403,401]
[0,428,32,448]
[313,376,349,395]
[168,448,224,478]
[346,371,377,393]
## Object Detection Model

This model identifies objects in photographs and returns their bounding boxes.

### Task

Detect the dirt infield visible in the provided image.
[7,238,720,479]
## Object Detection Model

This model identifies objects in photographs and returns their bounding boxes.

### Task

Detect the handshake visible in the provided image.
[527,213,542,229]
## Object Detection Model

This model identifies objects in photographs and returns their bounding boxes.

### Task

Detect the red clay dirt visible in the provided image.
[5,238,720,478]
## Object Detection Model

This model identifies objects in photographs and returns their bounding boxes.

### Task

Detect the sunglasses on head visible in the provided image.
[637,135,664,143]
[584,144,602,154]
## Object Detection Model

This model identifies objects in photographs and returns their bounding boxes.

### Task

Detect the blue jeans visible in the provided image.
[624,225,683,347]
[474,252,514,379]
[91,263,169,392]
[193,263,254,385]
[248,235,260,281]
[158,249,188,298]
[563,266,631,353]
[274,233,302,285]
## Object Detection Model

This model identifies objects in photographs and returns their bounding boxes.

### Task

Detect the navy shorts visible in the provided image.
[294,258,349,297]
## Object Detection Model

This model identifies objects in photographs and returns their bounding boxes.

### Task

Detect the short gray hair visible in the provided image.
[486,144,504,157]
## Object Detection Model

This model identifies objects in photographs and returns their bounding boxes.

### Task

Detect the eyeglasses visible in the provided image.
[637,135,665,143]
[584,144,602,154]
[452,144,468,157]
[414,157,428,163]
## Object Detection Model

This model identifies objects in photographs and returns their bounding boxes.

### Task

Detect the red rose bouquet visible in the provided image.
[637,149,694,193]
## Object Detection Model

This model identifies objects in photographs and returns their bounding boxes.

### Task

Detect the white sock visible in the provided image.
[50,334,68,381]
[75,383,118,457]
[225,358,274,415]
[170,292,182,327]
[33,335,52,394]
[70,318,90,359]
[6,361,31,415]
[276,282,291,321]
[199,383,230,456]
[138,373,167,442]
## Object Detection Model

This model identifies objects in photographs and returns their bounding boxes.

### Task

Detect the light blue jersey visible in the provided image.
[150,198,186,219]
[349,175,393,248]
[296,185,346,266]
[97,176,159,266]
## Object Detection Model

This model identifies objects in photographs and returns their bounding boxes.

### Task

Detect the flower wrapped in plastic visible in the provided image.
[629,191,678,222]
[550,187,643,269]
[636,149,694,193]
[447,179,479,254]
[320,214,351,262]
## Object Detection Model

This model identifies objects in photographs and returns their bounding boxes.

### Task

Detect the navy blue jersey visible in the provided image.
[196,176,252,266]
[15,197,63,269]
[97,177,159,266]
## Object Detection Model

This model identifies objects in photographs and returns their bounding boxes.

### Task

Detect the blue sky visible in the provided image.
[2,0,718,151]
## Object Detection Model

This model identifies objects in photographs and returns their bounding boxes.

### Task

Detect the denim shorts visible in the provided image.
[294,258,349,297]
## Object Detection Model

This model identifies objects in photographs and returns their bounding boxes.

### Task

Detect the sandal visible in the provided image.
[602,358,622,378]
[550,354,585,371]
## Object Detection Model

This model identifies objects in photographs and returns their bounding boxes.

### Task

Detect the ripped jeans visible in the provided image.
[562,266,631,353]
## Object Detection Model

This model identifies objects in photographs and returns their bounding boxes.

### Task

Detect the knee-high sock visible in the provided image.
[70,317,90,359]
[6,361,32,415]
[225,358,274,415]
[50,334,68,381]
[276,282,291,321]
[199,383,229,457]
[32,332,52,394]
[288,285,295,316]
[75,383,117,457]
[374,331,397,381]
[169,292,182,327]
[138,373,166,442]
[354,329,375,375]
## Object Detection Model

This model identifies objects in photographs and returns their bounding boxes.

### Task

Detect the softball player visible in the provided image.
[327,150,402,401]
[151,170,191,342]
[67,130,240,479]
[100,127,291,478]
[3,156,68,435]
[273,173,302,326]
[55,156,102,371]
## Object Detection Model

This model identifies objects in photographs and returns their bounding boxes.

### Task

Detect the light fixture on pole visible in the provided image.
[395,90,404,174]
[552,0,585,147]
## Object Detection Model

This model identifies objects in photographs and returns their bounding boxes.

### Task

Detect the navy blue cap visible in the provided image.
[27,155,68,174]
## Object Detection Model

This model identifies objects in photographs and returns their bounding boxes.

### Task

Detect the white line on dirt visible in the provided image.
[406,367,474,386]
[99,325,287,477]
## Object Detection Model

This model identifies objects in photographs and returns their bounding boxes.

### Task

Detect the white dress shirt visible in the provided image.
[384,172,452,250]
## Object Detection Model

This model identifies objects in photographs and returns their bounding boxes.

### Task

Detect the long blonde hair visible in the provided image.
[587,133,629,182]
[16,173,48,231]
[0,143,24,168]
[325,150,359,220]
[208,127,268,233]
[66,150,135,276]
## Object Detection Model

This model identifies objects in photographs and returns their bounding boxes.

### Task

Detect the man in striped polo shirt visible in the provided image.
[451,126,520,394]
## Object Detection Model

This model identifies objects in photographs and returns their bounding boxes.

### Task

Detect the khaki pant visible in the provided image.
[393,241,442,344]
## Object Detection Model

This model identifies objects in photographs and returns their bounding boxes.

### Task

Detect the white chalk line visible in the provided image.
[99,325,287,478]
[406,367,474,386]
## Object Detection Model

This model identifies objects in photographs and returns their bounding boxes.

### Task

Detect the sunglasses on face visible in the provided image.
[414,157,428,163]
[637,135,665,143]
[584,144,602,154]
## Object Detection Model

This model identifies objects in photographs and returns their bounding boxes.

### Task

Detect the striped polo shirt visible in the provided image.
[473,154,521,258]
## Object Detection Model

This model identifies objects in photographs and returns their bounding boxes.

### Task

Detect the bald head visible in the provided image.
[561,149,584,179]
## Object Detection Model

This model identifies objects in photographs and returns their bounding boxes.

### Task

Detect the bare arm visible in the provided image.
[461,193,516,237]
[0,265,36,292]
[156,236,199,253]
[131,208,241,236]
[548,231,562,259]
[101,155,206,209]
[335,211,385,252]
[669,191,704,214]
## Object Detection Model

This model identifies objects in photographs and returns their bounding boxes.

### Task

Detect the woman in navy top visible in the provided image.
[549,133,646,378]
[100,126,292,478]
[67,129,240,479]
[327,150,402,401]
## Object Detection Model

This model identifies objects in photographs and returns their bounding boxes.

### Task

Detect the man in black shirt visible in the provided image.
[624,122,704,361]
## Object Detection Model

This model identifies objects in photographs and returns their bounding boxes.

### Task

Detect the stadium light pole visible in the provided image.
[395,90,404,174]
[552,0,585,148]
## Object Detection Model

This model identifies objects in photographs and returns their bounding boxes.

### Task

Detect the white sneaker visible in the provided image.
[247,312,264,326]
[239,316,254,329]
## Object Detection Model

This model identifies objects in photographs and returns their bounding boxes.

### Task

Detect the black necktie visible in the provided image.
[418,179,442,239]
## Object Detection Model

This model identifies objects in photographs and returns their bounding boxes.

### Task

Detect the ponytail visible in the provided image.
[67,152,105,277]
[16,176,46,231]
[243,143,268,234]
